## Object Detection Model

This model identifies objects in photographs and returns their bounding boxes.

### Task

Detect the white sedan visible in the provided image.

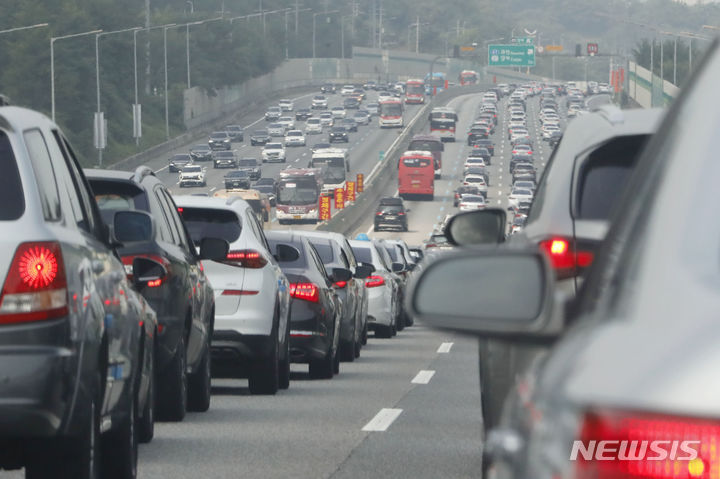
[458,195,486,211]
[284,130,306,147]
[507,187,534,209]
[262,142,286,163]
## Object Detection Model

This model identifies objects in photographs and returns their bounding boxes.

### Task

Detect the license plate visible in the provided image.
[293,215,302,219]
[385,215,397,220]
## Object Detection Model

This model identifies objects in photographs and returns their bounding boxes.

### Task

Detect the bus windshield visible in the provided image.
[277,180,318,205]
[380,103,402,116]
[406,83,425,95]
[311,157,347,183]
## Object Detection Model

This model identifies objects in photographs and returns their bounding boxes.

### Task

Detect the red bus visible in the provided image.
[429,107,458,142]
[405,79,425,104]
[398,151,435,200]
[459,70,479,86]
[408,134,444,179]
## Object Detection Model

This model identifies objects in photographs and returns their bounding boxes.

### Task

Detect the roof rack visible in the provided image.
[133,165,155,184]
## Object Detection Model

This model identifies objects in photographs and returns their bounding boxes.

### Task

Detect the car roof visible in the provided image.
[174,194,251,213]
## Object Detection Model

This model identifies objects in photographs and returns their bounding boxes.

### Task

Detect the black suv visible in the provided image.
[295,108,312,121]
[208,131,232,151]
[321,83,336,94]
[343,97,360,109]
[190,144,213,162]
[86,166,224,422]
[250,129,271,146]
[374,197,408,232]
[225,125,244,142]
[237,157,261,180]
[329,126,349,143]
[224,170,251,190]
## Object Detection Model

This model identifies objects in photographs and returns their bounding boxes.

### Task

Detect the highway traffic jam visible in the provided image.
[4,33,720,479]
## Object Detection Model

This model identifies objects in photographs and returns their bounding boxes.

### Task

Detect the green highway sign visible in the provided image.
[488,44,536,67]
[511,37,534,45]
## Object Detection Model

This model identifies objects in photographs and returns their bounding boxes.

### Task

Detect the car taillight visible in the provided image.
[289,283,319,302]
[333,281,347,288]
[573,409,719,479]
[538,238,594,280]
[365,275,385,288]
[0,242,68,324]
[225,250,268,269]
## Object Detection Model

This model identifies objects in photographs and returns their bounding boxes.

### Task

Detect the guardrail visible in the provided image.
[317,84,491,235]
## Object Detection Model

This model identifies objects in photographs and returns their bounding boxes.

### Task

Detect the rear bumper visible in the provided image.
[288,304,332,362]
[211,331,274,363]
[366,287,393,327]
[0,344,76,437]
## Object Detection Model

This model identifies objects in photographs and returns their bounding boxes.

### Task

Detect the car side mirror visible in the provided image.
[354,264,374,279]
[331,267,353,284]
[199,237,230,261]
[391,262,405,273]
[275,243,300,263]
[112,210,155,244]
[445,209,507,246]
[132,257,167,288]
[406,248,562,341]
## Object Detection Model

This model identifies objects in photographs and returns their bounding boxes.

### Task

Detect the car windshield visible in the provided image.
[184,166,202,173]
[211,133,226,139]
[266,143,282,149]
[512,188,532,196]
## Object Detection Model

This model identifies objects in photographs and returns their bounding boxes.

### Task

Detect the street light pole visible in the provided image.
[94,27,142,166]
[0,23,48,35]
[416,15,420,54]
[163,24,177,141]
[51,29,102,122]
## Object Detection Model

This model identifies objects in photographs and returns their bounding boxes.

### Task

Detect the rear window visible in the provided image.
[402,158,431,168]
[409,140,441,151]
[89,179,149,225]
[576,135,648,220]
[0,131,25,220]
[178,207,242,245]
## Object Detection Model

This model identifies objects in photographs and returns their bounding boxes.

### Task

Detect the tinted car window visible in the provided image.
[311,243,334,264]
[352,245,373,265]
[0,131,25,220]
[267,238,307,269]
[576,135,648,220]
[378,204,402,214]
[179,207,242,245]
[24,129,60,221]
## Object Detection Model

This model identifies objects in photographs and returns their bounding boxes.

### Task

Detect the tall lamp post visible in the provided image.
[163,24,178,140]
[95,27,142,166]
[185,17,223,88]
[51,29,102,122]
[313,11,339,59]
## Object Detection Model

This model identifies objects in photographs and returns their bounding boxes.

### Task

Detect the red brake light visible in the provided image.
[365,275,385,288]
[539,238,594,279]
[333,281,347,288]
[574,409,719,479]
[0,242,68,324]
[147,279,163,288]
[289,283,320,302]
[225,250,268,269]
